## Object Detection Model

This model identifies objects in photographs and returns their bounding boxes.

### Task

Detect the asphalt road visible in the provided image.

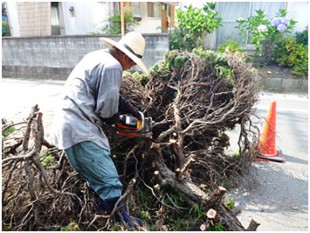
[228,92,308,231]
[1,78,64,139]
[1,78,308,230]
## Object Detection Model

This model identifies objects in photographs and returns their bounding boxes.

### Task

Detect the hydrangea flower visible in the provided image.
[257,24,267,32]
[271,17,281,27]
[277,24,286,32]
[280,18,288,26]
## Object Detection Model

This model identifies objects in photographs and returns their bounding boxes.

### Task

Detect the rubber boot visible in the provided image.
[98,198,143,228]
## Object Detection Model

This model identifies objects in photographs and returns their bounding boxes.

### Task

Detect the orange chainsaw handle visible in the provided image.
[115,111,145,133]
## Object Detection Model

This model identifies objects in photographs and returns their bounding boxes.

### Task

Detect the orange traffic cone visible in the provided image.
[256,101,285,163]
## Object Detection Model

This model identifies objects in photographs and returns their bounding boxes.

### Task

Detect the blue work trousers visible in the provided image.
[65,141,122,200]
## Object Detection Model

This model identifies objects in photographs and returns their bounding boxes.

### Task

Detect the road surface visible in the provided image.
[228,92,308,231]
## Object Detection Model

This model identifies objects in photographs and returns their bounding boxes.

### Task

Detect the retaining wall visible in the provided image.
[259,77,308,93]
[2,35,308,93]
[2,34,169,80]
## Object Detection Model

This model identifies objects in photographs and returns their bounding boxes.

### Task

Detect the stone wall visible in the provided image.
[2,34,169,80]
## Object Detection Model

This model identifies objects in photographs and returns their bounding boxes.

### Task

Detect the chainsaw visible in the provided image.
[114,111,153,137]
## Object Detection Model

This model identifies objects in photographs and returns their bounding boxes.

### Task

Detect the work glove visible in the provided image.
[127,105,142,121]
[102,112,120,125]
[119,95,142,121]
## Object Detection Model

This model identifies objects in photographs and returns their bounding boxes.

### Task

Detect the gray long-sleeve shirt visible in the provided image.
[52,49,123,150]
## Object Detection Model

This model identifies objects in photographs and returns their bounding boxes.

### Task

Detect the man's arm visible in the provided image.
[119,96,142,120]
[95,67,122,120]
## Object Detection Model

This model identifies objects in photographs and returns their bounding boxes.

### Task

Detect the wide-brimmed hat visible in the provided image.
[100,32,149,75]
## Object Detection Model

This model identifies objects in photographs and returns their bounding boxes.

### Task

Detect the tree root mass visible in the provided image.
[2,50,260,231]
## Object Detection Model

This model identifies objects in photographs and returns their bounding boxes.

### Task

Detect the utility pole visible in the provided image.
[120,2,125,37]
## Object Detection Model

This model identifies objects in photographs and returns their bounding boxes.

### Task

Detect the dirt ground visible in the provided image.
[257,64,301,79]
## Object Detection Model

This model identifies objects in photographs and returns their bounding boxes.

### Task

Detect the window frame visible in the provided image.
[132,2,141,18]
[147,2,161,18]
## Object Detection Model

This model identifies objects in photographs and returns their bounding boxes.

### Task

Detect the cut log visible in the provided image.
[246,219,260,231]
[154,157,247,231]
[207,208,218,220]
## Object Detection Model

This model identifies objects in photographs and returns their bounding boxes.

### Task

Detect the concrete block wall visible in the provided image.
[2,34,169,80]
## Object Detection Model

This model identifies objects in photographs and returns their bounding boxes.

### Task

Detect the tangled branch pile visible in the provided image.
[2,49,260,231]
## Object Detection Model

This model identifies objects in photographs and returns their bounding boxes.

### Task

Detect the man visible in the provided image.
[52,32,149,227]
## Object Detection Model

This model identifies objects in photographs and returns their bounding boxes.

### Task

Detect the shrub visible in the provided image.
[295,27,308,45]
[169,27,196,51]
[2,21,10,36]
[169,3,222,51]
[217,40,245,54]
[274,37,308,78]
[235,8,297,65]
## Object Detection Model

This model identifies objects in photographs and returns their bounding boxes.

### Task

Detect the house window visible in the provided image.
[51,2,61,35]
[147,2,161,18]
[132,2,141,17]
[167,5,171,17]
[216,2,286,47]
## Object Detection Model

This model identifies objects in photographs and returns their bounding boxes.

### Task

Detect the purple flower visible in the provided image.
[280,18,288,26]
[271,17,281,27]
[277,24,286,33]
[257,24,267,32]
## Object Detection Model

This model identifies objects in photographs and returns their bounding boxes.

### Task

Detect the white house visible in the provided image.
[5,2,177,37]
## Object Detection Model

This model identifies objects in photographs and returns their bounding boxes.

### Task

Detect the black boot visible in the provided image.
[98,198,143,228]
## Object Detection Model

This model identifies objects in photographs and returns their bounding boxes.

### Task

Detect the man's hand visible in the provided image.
[128,105,142,121]
[102,112,120,125]
[119,95,142,121]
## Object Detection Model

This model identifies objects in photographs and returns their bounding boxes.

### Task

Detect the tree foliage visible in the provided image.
[169,3,222,51]
[295,27,308,45]
[99,7,139,35]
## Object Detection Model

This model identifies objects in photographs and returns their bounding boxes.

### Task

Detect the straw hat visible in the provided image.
[100,32,149,75]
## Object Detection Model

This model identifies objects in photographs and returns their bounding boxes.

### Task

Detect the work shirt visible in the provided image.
[52,49,123,150]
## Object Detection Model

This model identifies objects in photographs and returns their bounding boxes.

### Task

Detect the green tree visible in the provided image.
[169,2,222,51]
[99,7,139,35]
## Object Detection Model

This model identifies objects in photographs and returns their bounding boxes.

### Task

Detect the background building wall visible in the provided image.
[2,34,169,80]
[134,3,162,34]
[286,2,308,33]
[16,2,51,36]
[60,2,112,35]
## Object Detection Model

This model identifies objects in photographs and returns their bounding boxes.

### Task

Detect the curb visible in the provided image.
[258,77,308,93]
